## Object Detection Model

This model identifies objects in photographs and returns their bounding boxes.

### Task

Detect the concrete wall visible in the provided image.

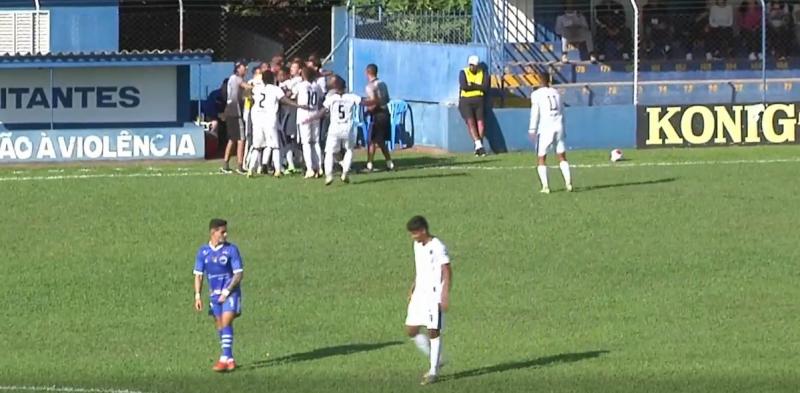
[350,39,489,103]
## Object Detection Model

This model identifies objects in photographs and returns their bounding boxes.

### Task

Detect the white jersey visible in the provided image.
[323,93,361,134]
[315,76,328,94]
[292,80,323,123]
[250,84,285,127]
[412,237,450,303]
[529,86,564,136]
[279,76,302,95]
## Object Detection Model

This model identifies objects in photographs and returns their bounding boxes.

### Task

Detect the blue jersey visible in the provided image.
[193,242,244,297]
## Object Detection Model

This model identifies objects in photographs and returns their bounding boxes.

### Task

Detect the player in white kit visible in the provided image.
[404,216,452,386]
[248,70,308,178]
[292,67,324,179]
[528,71,572,193]
[304,76,378,186]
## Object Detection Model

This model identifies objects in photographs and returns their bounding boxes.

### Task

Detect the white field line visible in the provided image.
[0,157,799,182]
[0,386,152,393]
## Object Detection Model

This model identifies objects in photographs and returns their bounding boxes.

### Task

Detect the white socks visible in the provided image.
[248,149,261,171]
[537,165,549,189]
[474,139,484,150]
[341,149,353,175]
[324,150,336,177]
[429,337,442,375]
[559,161,572,186]
[412,334,430,356]
[302,143,319,173]
[313,143,322,172]
[285,149,296,170]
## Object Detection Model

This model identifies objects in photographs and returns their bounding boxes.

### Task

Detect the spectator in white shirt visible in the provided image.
[555,3,594,63]
[706,0,734,60]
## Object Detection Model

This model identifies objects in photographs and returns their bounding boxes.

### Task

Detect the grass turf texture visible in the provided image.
[1,146,798,393]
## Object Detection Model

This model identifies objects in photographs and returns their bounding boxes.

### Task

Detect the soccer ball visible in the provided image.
[610,149,624,162]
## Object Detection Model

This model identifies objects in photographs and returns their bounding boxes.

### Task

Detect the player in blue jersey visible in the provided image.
[193,218,244,372]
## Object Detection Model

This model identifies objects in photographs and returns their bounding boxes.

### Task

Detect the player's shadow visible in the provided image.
[579,177,677,192]
[388,156,498,170]
[356,172,468,185]
[441,350,609,382]
[240,341,403,371]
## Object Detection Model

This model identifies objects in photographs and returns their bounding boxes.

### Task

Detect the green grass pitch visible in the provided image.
[1,146,799,393]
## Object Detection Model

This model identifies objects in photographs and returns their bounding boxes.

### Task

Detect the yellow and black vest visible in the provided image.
[460,68,484,98]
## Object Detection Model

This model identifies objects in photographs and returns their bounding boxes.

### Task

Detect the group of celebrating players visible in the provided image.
[221,56,395,186]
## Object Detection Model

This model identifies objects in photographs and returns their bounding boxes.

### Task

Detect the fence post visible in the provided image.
[630,0,639,106]
[759,0,766,104]
[178,0,184,51]
[347,4,355,93]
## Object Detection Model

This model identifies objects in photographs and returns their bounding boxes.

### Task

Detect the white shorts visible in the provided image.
[536,130,566,157]
[325,128,355,153]
[298,121,321,144]
[405,295,444,331]
[251,121,280,149]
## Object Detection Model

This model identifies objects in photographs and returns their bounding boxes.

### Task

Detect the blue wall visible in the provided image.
[327,6,349,79]
[351,39,488,103]
[404,102,636,153]
[1,1,119,53]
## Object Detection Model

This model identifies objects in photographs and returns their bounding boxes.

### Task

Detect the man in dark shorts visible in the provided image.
[221,61,251,174]
[458,55,489,157]
[364,64,395,172]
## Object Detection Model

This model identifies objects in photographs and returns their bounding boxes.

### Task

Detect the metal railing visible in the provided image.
[353,6,472,45]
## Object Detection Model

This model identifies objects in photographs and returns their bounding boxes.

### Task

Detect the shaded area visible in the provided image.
[443,350,609,382]
[356,172,468,185]
[240,341,403,371]
[579,177,677,192]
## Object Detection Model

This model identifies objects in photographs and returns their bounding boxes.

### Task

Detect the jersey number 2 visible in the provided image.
[258,93,267,109]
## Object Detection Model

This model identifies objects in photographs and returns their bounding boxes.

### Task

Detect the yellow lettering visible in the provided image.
[734,83,743,92]
[600,65,611,73]
[708,84,718,93]
[777,61,788,69]
[684,84,694,93]
[658,85,668,94]
[575,65,586,73]
[607,86,618,96]
[681,106,715,145]
[647,107,683,145]
[750,62,762,70]
[675,63,687,72]
[762,104,797,143]
[714,106,742,144]
[701,63,712,71]
[651,64,661,72]
[784,82,792,91]
[542,44,554,52]
[744,104,765,143]
[726,63,737,71]
[625,64,634,72]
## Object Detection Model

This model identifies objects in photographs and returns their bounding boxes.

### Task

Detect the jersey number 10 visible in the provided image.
[308,92,318,107]
[547,95,558,111]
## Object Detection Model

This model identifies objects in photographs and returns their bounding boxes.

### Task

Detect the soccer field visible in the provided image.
[2,146,799,393]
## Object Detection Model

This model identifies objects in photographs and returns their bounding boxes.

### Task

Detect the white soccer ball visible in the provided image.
[610,149,624,162]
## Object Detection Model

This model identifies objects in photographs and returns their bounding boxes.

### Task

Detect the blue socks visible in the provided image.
[220,326,234,360]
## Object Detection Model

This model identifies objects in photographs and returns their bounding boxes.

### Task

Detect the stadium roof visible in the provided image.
[0,49,213,69]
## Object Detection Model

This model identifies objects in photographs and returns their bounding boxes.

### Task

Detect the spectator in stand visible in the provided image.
[667,0,706,61]
[706,0,734,60]
[738,0,762,61]
[768,1,792,60]
[594,0,632,61]
[642,0,673,59]
[270,54,285,74]
[555,2,595,63]
[793,2,800,52]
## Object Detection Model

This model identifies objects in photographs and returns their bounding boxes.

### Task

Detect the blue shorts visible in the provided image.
[208,293,242,318]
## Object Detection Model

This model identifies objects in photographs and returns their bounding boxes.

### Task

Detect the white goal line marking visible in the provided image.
[0,386,152,393]
[0,157,798,182]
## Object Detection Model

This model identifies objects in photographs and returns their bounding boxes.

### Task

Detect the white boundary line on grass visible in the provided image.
[0,157,799,182]
[0,386,152,393]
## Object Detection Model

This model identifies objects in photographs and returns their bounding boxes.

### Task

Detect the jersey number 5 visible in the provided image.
[338,105,346,120]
